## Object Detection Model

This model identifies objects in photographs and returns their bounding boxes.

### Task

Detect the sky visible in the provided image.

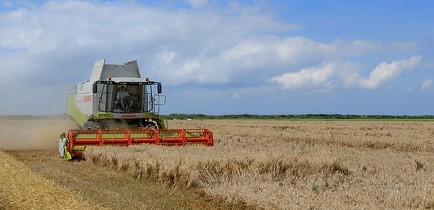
[0,0,433,115]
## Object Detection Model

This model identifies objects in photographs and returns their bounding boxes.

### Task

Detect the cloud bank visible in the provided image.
[270,56,422,91]
[0,0,430,114]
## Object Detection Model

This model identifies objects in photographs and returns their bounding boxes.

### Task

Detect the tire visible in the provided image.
[145,121,159,129]
[83,121,102,130]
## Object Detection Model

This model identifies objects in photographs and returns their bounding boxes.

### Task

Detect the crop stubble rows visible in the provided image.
[86,120,434,209]
[0,150,105,210]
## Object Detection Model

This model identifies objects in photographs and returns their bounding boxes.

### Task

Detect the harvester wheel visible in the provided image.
[83,121,102,130]
[144,121,158,129]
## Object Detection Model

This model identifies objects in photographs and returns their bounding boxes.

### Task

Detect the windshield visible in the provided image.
[94,81,162,114]
[113,83,143,113]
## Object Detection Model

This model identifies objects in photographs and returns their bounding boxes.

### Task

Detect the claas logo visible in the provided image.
[83,95,92,102]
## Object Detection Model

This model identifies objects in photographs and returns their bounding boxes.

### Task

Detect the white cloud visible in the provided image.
[356,56,422,89]
[270,63,337,90]
[421,78,433,91]
[271,56,423,91]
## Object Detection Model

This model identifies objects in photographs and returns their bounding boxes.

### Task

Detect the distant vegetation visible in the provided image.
[165,113,434,120]
[1,114,433,121]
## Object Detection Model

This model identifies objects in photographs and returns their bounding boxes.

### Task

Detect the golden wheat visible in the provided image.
[0,150,105,210]
[86,120,434,209]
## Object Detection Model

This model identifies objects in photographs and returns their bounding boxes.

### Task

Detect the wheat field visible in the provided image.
[0,150,105,210]
[86,119,434,209]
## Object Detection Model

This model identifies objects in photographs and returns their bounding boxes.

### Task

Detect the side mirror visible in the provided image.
[92,83,97,93]
[157,83,163,94]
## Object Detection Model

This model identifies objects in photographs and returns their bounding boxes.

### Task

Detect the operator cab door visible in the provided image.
[94,81,116,112]
[144,81,165,114]
[144,82,158,113]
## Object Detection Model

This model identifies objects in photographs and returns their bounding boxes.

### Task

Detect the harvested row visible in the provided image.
[0,150,104,210]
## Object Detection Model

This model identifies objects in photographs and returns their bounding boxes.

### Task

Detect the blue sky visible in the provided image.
[0,0,433,115]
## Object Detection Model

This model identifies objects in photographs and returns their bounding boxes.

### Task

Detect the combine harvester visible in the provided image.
[59,59,213,160]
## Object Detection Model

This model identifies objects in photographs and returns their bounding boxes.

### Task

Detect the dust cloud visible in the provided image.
[0,116,77,150]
